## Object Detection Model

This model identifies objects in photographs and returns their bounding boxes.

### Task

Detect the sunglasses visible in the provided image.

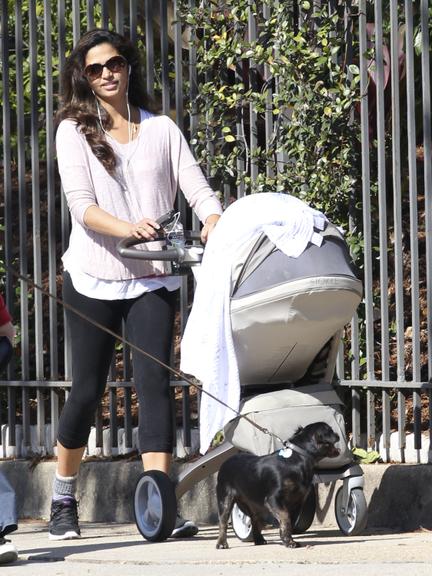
[83,55,128,80]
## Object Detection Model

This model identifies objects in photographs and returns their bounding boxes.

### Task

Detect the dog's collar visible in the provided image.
[278,440,309,458]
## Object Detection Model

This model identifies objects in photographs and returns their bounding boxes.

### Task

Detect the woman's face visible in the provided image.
[83,42,129,102]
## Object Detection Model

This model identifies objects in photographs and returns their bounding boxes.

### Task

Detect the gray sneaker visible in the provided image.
[49,497,81,540]
[171,515,199,538]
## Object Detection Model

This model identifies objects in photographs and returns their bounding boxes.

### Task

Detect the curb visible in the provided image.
[1,459,432,531]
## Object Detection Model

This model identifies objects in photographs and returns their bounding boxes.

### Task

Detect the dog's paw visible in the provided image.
[284,539,300,549]
[254,538,267,546]
[216,540,229,549]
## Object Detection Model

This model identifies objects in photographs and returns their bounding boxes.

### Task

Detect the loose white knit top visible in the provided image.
[56,109,222,281]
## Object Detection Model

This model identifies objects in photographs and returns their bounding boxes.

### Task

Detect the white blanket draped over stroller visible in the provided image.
[180,193,328,453]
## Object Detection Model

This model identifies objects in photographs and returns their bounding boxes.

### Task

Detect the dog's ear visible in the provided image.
[291,426,304,440]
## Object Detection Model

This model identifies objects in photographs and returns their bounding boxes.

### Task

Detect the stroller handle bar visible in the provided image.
[116,231,203,265]
[116,210,203,265]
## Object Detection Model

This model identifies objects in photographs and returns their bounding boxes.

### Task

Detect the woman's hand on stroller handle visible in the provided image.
[201,214,220,244]
[116,210,204,266]
[129,217,161,241]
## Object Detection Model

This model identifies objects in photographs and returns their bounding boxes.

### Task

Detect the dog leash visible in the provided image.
[4,263,297,451]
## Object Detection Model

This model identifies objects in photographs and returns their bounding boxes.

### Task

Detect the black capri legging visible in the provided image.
[59,272,176,453]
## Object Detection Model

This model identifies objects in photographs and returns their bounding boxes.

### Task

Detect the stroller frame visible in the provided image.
[118,211,367,542]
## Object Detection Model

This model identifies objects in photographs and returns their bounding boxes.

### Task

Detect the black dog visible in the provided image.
[216,421,340,549]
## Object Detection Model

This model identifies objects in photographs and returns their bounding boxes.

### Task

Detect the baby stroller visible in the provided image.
[117,205,366,542]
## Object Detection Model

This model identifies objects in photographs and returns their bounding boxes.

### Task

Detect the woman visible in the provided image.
[50,28,222,540]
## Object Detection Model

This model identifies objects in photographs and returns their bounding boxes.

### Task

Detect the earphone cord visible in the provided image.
[95,96,132,149]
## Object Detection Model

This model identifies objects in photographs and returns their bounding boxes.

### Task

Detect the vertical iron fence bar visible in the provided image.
[350,316,361,448]
[170,386,177,456]
[72,0,81,45]
[95,404,103,449]
[13,1,29,383]
[29,1,46,449]
[374,0,390,461]
[7,391,16,451]
[275,0,288,186]
[121,321,132,448]
[160,0,170,115]
[101,0,109,29]
[124,386,132,449]
[173,0,187,257]
[351,388,361,448]
[359,0,374,386]
[115,0,124,34]
[390,0,405,377]
[44,0,60,450]
[14,1,30,451]
[186,0,199,443]
[359,1,374,452]
[58,0,72,380]
[181,384,191,452]
[336,339,343,383]
[174,0,191,449]
[262,1,274,180]
[342,2,360,443]
[405,0,421,459]
[109,387,118,449]
[235,31,246,199]
[0,2,17,450]
[421,0,432,461]
[174,0,184,132]
[187,0,200,226]
[87,0,95,29]
[390,1,406,461]
[129,0,138,44]
[0,0,13,360]
[421,1,432,384]
[247,1,258,184]
[145,0,155,99]
[0,1,16,446]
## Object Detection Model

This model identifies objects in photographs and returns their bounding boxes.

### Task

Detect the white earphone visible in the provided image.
[128,66,131,76]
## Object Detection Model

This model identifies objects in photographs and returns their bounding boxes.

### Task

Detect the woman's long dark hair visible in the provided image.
[56,29,156,175]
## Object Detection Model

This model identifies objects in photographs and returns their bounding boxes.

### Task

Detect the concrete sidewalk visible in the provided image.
[5,521,432,575]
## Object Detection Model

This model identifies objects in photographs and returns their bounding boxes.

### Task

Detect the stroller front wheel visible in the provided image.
[335,486,367,536]
[231,486,316,542]
[231,503,254,542]
[134,470,177,542]
[293,486,316,534]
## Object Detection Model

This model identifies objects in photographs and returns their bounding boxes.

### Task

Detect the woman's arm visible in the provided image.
[57,121,160,240]
[167,117,223,235]
[83,205,160,240]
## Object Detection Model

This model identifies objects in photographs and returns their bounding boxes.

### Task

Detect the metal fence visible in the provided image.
[0,1,431,463]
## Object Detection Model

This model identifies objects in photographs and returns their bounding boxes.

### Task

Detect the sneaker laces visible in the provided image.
[50,498,79,523]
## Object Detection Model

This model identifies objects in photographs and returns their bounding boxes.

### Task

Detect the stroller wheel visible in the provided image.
[293,486,316,534]
[335,486,367,536]
[231,487,316,542]
[231,503,254,542]
[134,470,177,542]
